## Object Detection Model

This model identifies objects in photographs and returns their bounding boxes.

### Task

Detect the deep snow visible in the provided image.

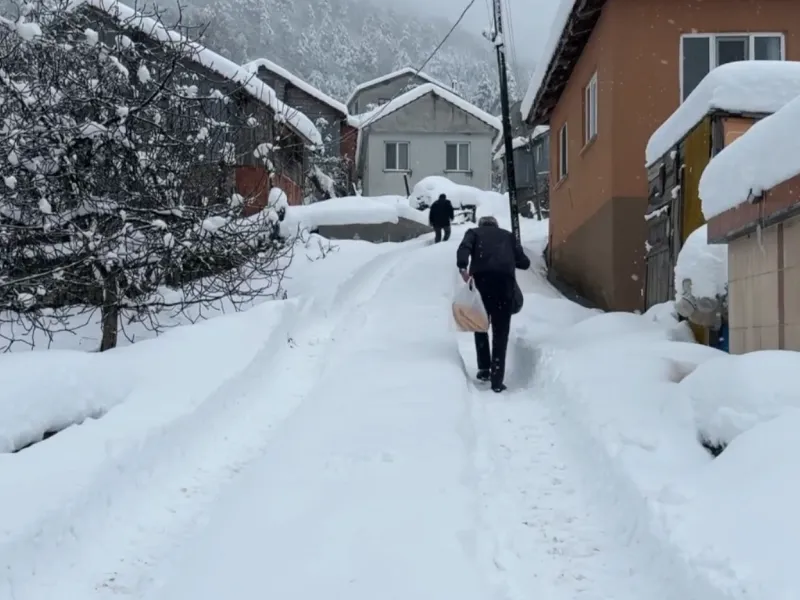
[2,191,799,600]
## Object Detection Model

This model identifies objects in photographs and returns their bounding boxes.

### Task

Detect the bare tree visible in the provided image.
[0,0,308,351]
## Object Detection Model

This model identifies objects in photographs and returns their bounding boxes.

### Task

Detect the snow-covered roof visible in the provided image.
[519,0,579,122]
[353,84,500,172]
[646,61,800,167]
[699,92,800,220]
[345,67,457,108]
[493,126,549,161]
[69,0,322,146]
[355,83,501,132]
[243,58,348,116]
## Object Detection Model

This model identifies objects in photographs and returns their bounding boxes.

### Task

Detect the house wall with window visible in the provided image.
[547,5,618,308]
[539,0,800,312]
[611,0,800,308]
[358,93,497,196]
[611,0,800,201]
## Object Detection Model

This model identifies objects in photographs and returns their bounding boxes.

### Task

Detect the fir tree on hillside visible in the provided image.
[172,0,529,112]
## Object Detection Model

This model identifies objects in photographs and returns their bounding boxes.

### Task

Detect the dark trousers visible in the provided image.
[473,273,514,387]
[434,224,451,243]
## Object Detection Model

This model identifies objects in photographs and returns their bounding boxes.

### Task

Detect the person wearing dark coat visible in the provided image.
[456,215,530,392]
[429,193,455,243]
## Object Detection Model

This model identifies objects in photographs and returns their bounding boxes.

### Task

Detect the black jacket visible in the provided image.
[456,224,531,277]
[429,198,455,228]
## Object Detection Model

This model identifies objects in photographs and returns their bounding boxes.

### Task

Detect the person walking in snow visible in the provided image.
[429,193,455,243]
[456,215,530,393]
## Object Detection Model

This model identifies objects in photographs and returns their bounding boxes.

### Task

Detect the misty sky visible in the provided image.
[394,0,560,85]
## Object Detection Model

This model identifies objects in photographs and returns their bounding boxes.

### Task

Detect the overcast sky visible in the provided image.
[396,0,560,85]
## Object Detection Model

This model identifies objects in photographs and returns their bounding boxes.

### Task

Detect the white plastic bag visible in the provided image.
[452,277,489,332]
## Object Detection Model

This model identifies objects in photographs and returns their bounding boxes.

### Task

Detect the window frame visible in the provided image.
[445,141,471,172]
[558,123,568,181]
[679,32,786,102]
[384,141,410,172]
[584,71,598,144]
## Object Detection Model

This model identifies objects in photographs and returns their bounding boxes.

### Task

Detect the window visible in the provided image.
[384,141,409,171]
[584,72,598,143]
[558,123,568,180]
[445,142,470,171]
[681,33,784,101]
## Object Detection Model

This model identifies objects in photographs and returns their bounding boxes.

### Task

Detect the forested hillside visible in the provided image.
[175,0,529,113]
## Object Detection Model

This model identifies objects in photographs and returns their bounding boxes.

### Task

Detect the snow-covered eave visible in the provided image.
[646,61,800,167]
[357,83,501,133]
[69,0,322,147]
[699,92,800,220]
[242,58,348,117]
[646,107,771,169]
[493,136,528,161]
[492,126,550,161]
[345,67,458,108]
[520,0,605,124]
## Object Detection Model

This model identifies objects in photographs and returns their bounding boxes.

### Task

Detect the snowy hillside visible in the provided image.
[171,0,525,113]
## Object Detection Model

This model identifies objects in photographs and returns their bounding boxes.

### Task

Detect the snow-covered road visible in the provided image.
[8,233,699,600]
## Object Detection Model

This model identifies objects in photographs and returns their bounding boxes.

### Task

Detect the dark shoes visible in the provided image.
[477,370,506,393]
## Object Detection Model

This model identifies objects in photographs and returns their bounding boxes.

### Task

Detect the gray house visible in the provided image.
[243,59,360,196]
[355,84,501,197]
[493,125,550,218]
[243,59,358,157]
[347,67,458,116]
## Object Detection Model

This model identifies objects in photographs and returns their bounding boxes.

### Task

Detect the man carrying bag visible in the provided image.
[455,216,530,393]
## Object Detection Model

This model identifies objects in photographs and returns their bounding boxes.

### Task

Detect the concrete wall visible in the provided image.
[314,218,432,243]
[361,92,496,196]
[728,214,800,352]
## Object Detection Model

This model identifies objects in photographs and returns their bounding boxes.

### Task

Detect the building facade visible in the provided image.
[520,0,800,311]
[356,85,500,197]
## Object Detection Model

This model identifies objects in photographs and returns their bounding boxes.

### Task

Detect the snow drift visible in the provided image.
[282,196,428,234]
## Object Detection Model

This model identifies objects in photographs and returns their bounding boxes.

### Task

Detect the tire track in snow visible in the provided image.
[5,244,415,600]
[462,336,703,600]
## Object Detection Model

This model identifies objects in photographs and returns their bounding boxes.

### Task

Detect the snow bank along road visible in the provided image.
[9,236,700,600]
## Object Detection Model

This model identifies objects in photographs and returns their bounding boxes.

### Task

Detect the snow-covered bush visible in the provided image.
[0,0,296,350]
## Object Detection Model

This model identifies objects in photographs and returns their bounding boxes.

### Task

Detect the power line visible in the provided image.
[359,0,477,129]
[256,0,478,164]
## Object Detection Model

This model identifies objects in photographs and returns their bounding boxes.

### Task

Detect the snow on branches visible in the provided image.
[0,0,304,351]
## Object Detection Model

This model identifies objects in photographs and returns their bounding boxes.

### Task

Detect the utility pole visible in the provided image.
[487,0,521,244]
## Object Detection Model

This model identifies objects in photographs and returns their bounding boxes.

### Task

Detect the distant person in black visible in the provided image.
[456,215,530,392]
[429,193,455,243]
